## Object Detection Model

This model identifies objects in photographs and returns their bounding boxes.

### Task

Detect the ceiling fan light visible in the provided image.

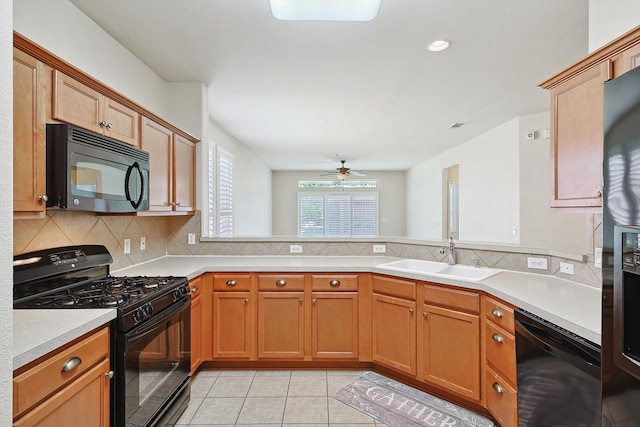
[270,0,382,22]
[337,172,349,181]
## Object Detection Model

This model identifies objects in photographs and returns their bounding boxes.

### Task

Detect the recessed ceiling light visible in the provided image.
[428,39,451,52]
[270,0,382,22]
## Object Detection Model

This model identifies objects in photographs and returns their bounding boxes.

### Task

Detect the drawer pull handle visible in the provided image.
[492,382,504,394]
[191,286,198,292]
[491,308,503,318]
[226,280,237,286]
[105,370,114,379]
[61,356,82,373]
[492,333,504,343]
[329,280,341,286]
[276,279,287,286]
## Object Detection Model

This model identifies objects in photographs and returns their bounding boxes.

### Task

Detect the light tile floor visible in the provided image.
[176,369,390,427]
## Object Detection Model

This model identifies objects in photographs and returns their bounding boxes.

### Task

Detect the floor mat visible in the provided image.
[333,371,494,427]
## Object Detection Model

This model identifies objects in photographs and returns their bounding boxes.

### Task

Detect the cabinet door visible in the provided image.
[103,98,139,146]
[550,60,611,208]
[52,70,103,134]
[422,304,480,401]
[190,277,203,374]
[13,49,46,217]
[141,117,173,212]
[14,358,111,427]
[311,292,358,359]
[173,134,196,212]
[615,42,640,77]
[212,291,252,358]
[372,293,416,375]
[258,292,305,359]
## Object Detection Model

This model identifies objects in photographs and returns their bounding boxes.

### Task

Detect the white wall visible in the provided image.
[518,113,592,253]
[209,121,272,236]
[1,0,13,423]
[14,0,169,120]
[589,0,640,52]
[407,118,520,244]
[272,170,406,236]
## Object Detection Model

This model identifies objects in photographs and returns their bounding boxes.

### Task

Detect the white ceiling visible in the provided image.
[69,0,589,172]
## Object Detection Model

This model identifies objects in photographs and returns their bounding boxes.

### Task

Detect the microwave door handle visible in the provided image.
[124,161,144,209]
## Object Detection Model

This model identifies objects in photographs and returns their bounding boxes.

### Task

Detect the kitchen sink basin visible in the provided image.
[378,259,500,282]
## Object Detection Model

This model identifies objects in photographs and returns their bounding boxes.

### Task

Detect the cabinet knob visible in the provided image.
[409,308,414,314]
[491,308,503,319]
[106,122,113,129]
[226,280,237,286]
[492,382,504,394]
[99,120,108,127]
[38,194,48,202]
[105,370,114,379]
[191,286,198,293]
[299,298,304,304]
[245,298,249,303]
[492,333,504,343]
[312,298,317,304]
[61,356,82,373]
[276,279,287,286]
[329,280,341,287]
[423,312,428,317]
[597,190,603,198]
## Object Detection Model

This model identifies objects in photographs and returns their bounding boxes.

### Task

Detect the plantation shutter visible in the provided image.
[218,150,234,237]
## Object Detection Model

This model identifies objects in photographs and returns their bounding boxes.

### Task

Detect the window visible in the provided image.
[218,148,234,237]
[206,144,234,237]
[298,192,378,237]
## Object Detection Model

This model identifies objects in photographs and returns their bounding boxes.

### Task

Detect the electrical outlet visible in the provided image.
[290,244,303,253]
[188,233,196,245]
[560,262,574,275]
[527,257,547,270]
[373,244,386,253]
[512,226,518,235]
[123,239,131,254]
[140,236,146,250]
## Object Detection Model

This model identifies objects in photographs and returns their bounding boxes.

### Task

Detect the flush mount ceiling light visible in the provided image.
[270,0,382,22]
[428,39,451,52]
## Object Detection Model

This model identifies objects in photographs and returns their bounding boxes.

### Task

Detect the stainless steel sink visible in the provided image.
[378,259,500,282]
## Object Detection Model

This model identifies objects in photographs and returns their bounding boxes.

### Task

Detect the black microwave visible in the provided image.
[46,124,150,213]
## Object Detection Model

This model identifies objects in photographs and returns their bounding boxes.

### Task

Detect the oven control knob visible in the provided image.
[132,308,144,324]
[142,303,153,317]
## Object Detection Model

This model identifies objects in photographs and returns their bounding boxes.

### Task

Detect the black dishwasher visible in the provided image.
[515,309,601,427]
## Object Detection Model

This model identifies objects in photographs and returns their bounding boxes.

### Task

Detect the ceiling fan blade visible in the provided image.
[350,171,366,176]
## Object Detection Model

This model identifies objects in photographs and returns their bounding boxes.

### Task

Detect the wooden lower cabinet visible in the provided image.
[258,291,305,358]
[190,276,203,374]
[212,291,252,359]
[311,292,358,359]
[485,366,518,427]
[13,326,111,427]
[372,293,417,375]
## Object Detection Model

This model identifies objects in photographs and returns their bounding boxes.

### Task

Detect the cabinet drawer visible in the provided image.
[372,275,416,300]
[311,274,358,291]
[13,326,109,417]
[486,321,516,385]
[484,295,515,334]
[423,284,479,313]
[190,275,203,297]
[486,365,518,427]
[258,274,305,291]
[213,274,252,291]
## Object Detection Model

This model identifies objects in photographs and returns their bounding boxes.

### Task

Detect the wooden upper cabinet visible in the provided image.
[548,60,610,209]
[52,70,139,146]
[614,41,640,77]
[141,117,195,214]
[13,48,47,218]
[141,117,173,212]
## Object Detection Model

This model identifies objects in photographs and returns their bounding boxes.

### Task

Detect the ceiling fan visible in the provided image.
[321,160,366,181]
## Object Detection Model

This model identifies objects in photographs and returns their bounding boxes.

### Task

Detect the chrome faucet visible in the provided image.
[447,237,456,265]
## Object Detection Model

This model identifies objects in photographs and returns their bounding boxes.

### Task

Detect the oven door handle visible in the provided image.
[126,294,190,341]
[516,319,600,378]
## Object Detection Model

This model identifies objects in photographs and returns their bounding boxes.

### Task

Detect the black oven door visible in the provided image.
[114,295,191,427]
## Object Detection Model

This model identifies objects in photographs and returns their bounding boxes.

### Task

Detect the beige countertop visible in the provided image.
[14,255,601,370]
[115,255,601,344]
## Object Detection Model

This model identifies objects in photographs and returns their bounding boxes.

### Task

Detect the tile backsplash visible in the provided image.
[14,210,602,287]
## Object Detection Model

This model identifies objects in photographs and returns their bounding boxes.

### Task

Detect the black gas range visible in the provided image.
[14,245,192,427]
